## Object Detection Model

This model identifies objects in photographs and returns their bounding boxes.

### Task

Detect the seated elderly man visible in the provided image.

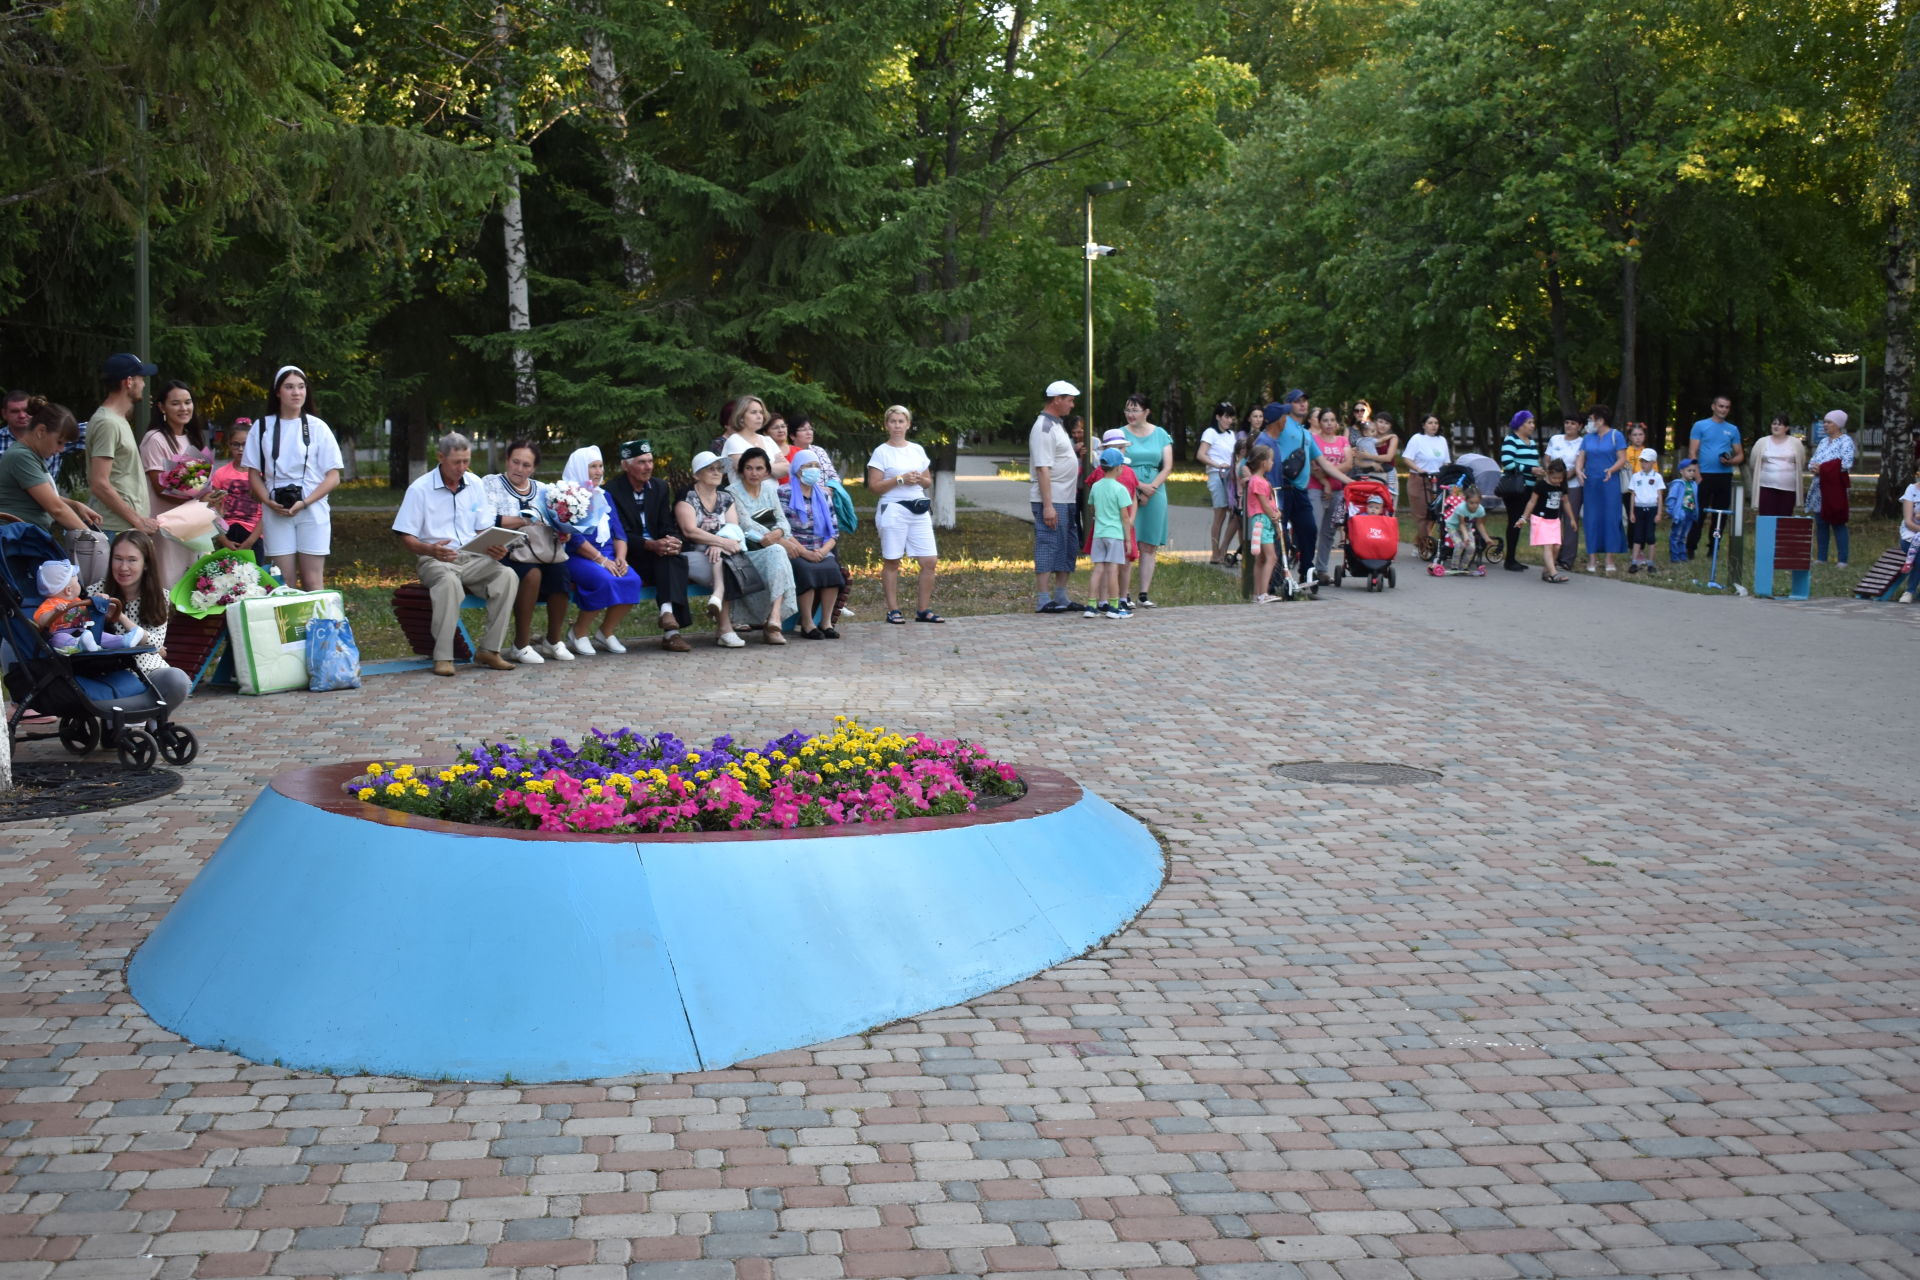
[392,432,517,677]
[603,437,691,651]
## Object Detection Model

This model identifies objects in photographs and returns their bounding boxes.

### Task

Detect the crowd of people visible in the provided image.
[5,355,1919,702]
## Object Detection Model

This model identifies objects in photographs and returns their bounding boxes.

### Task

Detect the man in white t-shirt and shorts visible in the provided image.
[1030,379,1082,613]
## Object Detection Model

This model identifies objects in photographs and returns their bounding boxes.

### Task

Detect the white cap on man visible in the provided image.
[1045,380,1080,397]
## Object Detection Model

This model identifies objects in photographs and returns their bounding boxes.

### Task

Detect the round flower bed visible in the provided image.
[350,718,1023,833]
[129,725,1161,1082]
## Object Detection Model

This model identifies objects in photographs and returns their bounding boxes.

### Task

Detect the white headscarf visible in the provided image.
[562,445,610,543]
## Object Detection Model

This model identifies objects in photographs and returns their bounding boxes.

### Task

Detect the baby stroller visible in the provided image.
[1331,479,1398,592]
[0,522,197,770]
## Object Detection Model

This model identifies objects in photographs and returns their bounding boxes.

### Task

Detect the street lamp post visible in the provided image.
[1083,179,1130,433]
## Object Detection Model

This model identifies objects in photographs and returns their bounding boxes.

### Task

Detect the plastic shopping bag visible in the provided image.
[305,615,363,692]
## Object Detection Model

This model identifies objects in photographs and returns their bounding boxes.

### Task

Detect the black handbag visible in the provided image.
[1496,471,1528,501]
[721,553,766,597]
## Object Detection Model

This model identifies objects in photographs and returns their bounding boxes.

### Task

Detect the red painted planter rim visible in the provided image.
[273,760,1077,844]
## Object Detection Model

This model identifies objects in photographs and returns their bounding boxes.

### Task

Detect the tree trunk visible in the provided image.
[1545,255,1576,418]
[1877,208,1916,518]
[931,436,958,531]
[1614,252,1639,422]
[496,6,536,408]
[583,12,653,291]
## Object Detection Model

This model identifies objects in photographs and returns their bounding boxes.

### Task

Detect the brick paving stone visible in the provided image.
[4,602,1919,1279]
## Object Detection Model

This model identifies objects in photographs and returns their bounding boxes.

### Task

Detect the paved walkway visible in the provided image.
[3,574,1917,1280]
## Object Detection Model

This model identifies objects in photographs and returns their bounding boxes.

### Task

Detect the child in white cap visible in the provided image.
[1626,448,1665,573]
[32,560,143,653]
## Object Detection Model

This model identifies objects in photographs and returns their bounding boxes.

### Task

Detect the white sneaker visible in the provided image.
[593,633,627,654]
[1901,591,1914,604]
[837,605,855,617]
[512,645,545,665]
[538,639,574,661]
[569,634,596,656]
[717,630,745,648]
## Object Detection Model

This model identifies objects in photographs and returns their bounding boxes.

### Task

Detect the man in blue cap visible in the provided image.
[1270,388,1358,589]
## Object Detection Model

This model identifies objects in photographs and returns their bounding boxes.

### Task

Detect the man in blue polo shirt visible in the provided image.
[1271,389,1358,591]
[1687,394,1744,559]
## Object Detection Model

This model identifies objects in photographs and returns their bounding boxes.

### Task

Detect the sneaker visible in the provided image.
[1901,591,1915,604]
[1035,600,1062,614]
[1117,596,1132,612]
[593,632,627,654]
[837,605,855,617]
[717,630,746,648]
[569,634,595,656]
[1627,562,1641,575]
[1083,603,1099,618]
[541,639,575,661]
[1107,605,1130,619]
[1254,592,1276,603]
[1136,593,1156,608]
[1504,561,1527,572]
[512,644,545,665]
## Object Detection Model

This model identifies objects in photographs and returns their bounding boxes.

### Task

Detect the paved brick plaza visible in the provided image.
[3,597,1917,1280]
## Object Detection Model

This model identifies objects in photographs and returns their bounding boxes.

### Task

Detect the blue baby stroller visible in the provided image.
[0,522,198,770]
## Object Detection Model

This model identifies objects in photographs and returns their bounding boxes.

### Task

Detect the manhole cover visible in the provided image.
[1271,761,1440,785]
[0,761,183,823]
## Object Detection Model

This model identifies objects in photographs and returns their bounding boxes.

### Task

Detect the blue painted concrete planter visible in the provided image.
[128,763,1163,1082]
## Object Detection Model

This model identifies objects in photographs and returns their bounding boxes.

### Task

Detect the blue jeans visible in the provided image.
[1814,516,1849,564]
[1282,486,1317,581]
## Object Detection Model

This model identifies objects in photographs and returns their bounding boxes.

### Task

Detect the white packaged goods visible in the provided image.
[226,591,345,695]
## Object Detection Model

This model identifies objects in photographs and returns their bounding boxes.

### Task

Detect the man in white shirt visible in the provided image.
[391,432,518,676]
[1029,379,1082,613]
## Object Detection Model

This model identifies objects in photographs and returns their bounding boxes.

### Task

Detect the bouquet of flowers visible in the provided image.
[539,480,606,538]
[156,449,214,499]
[169,549,282,618]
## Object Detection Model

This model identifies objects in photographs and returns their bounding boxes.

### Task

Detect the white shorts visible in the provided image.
[877,502,937,560]
[260,501,332,557]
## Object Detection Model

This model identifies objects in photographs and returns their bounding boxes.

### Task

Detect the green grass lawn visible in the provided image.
[325,503,1245,662]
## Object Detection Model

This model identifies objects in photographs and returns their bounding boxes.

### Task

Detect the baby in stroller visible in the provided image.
[2,523,197,770]
[33,560,145,654]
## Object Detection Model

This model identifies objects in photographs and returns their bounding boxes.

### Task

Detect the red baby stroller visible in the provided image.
[1331,479,1399,592]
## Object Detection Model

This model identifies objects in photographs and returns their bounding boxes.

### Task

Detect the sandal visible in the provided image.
[1544,573,1569,583]
[915,610,946,623]
[886,609,907,624]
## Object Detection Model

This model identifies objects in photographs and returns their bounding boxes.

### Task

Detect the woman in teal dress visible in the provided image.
[1120,392,1174,608]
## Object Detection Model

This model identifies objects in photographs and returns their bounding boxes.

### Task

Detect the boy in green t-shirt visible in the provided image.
[1084,447,1136,619]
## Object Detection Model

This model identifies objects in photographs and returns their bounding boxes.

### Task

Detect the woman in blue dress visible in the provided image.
[1120,392,1174,608]
[1577,406,1629,574]
[561,446,643,654]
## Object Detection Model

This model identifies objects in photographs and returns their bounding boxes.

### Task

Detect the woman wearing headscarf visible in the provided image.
[560,445,642,655]
[1807,409,1856,567]
[780,448,845,637]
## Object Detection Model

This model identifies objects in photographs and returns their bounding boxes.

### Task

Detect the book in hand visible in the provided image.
[461,526,528,555]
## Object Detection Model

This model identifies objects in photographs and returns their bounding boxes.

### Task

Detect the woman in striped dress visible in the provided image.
[1498,411,1543,571]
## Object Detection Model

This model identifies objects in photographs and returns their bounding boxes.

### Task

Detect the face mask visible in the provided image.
[800,467,823,487]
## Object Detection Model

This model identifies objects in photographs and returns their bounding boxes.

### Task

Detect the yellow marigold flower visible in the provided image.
[834,714,846,723]
[491,766,508,778]
[367,763,385,776]
[356,787,376,801]
[384,781,405,796]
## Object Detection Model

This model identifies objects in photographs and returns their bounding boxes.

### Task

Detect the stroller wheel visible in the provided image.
[156,722,199,766]
[1386,567,1397,588]
[58,715,99,755]
[1332,568,1344,587]
[1368,575,1381,592]
[117,726,158,772]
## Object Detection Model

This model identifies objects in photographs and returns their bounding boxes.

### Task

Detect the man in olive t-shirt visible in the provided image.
[87,353,158,534]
